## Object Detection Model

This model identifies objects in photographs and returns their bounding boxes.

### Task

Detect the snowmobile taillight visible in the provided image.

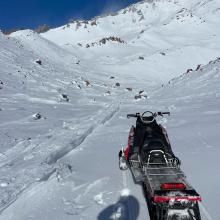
[154,196,202,203]
[161,183,186,190]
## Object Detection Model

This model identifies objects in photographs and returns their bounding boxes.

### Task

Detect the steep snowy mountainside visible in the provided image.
[42,0,180,44]
[42,0,216,44]
[1,30,78,94]
[10,30,79,62]
[0,30,126,212]
[153,58,220,100]
[148,58,220,219]
[42,0,220,84]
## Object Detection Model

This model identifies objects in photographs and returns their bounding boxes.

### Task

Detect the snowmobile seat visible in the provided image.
[146,150,168,165]
[140,139,165,162]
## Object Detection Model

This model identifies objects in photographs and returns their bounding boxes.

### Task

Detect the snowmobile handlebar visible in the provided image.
[127,111,170,119]
[157,112,171,116]
[127,113,139,118]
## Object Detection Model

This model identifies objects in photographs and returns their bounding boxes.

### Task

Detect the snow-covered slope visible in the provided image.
[0,0,220,219]
[1,57,220,220]
[43,0,220,84]
[150,58,220,220]
[0,30,125,214]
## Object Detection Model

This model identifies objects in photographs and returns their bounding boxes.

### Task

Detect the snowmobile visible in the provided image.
[119,111,201,220]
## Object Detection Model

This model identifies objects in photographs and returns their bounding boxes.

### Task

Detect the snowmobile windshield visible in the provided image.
[141,116,155,124]
[141,111,156,124]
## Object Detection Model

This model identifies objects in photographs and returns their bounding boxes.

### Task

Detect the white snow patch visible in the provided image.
[120,188,130,197]
[0,182,9,188]
[94,192,106,205]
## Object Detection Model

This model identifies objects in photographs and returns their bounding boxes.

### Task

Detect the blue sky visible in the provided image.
[0,0,140,31]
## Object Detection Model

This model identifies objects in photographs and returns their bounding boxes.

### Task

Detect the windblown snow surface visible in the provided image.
[0,0,220,219]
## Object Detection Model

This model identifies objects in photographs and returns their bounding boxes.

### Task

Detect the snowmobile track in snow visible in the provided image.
[45,105,119,165]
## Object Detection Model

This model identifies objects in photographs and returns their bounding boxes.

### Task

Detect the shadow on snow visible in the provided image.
[97,195,140,220]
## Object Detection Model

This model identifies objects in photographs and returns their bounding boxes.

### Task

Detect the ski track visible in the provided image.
[122,171,128,190]
[200,203,214,220]
[120,170,139,220]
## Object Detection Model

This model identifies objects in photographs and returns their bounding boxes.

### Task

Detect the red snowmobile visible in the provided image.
[119,111,201,220]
